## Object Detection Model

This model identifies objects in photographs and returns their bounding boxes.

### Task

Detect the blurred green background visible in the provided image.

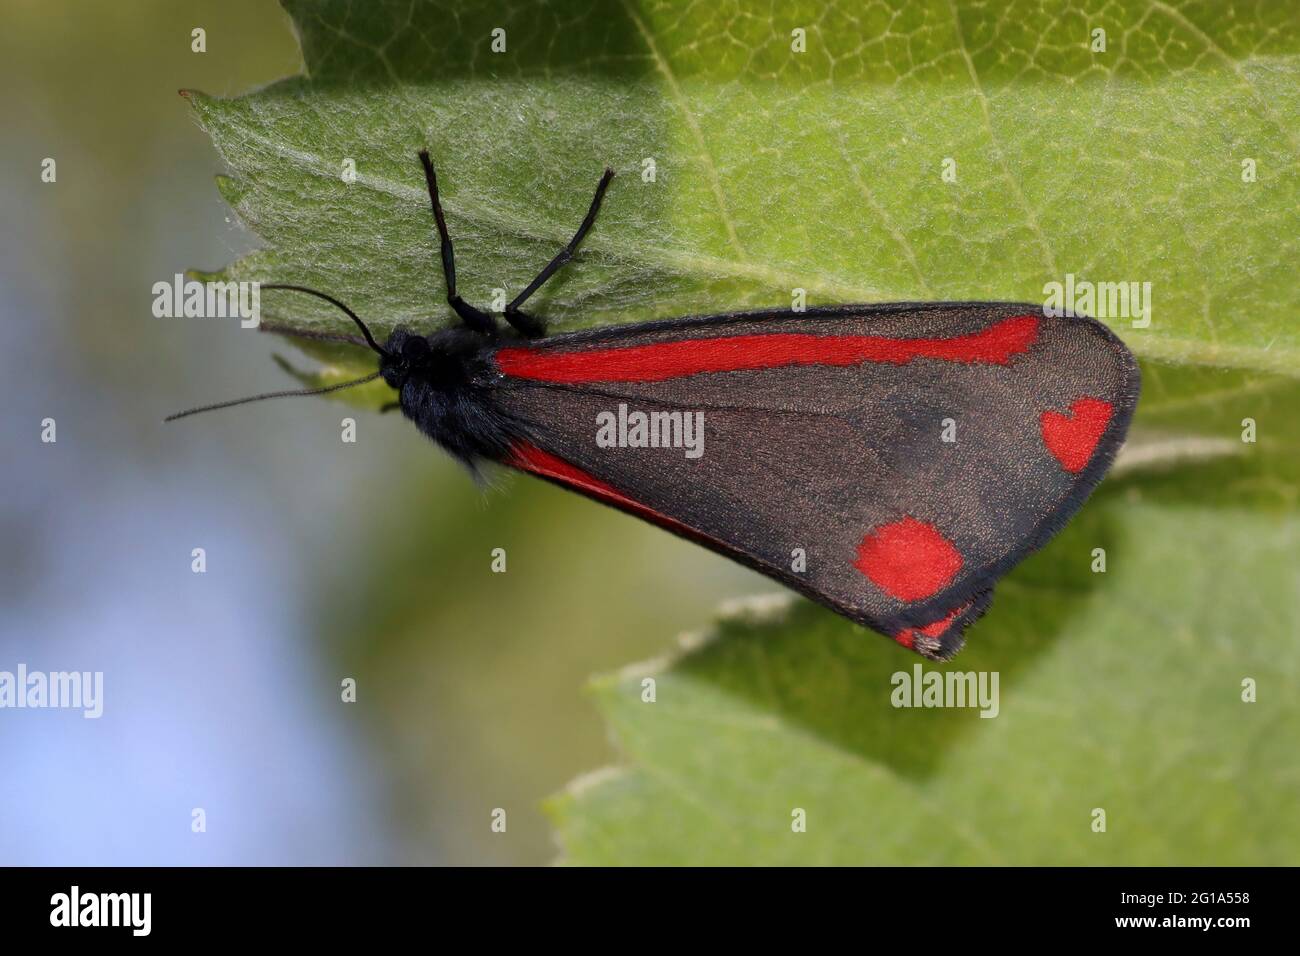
[0,0,760,865]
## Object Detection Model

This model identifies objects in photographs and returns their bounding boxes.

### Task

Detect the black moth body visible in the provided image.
[183,150,1141,661]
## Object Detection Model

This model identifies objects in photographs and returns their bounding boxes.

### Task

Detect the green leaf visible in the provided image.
[1119,364,1300,506]
[550,505,1300,865]
[548,363,1300,864]
[192,0,1299,377]
[188,1,1300,864]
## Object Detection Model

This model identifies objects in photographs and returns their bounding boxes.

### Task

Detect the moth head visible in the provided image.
[380,326,481,394]
[379,327,424,389]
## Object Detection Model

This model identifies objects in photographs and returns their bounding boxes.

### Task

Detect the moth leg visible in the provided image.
[379,401,401,414]
[504,166,615,338]
[500,307,546,338]
[418,149,498,337]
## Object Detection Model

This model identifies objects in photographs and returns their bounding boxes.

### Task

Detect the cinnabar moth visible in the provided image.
[169,150,1140,660]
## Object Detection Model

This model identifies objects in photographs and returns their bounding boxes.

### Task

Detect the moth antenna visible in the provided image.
[260,283,390,357]
[164,372,383,423]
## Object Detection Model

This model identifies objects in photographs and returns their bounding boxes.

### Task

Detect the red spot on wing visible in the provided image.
[855,517,963,602]
[496,314,1040,384]
[894,603,968,649]
[504,442,697,537]
[1040,397,1114,473]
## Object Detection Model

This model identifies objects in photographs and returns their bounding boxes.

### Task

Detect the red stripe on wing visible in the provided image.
[504,442,700,538]
[495,314,1040,384]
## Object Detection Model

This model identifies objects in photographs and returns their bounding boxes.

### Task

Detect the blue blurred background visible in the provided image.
[0,0,761,865]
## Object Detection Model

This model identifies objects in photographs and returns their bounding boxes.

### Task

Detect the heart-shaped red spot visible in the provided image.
[1040,397,1114,473]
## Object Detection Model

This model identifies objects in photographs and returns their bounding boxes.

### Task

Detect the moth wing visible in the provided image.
[489,302,1139,659]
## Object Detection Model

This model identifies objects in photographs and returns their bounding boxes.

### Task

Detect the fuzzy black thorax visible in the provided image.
[379,326,524,467]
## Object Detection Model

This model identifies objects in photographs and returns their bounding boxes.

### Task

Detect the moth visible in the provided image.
[171,150,1140,660]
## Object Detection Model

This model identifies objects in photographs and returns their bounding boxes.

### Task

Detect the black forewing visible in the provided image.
[488,302,1139,659]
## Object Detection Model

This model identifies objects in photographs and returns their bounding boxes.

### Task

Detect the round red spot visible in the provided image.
[1040,397,1113,473]
[855,517,963,602]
